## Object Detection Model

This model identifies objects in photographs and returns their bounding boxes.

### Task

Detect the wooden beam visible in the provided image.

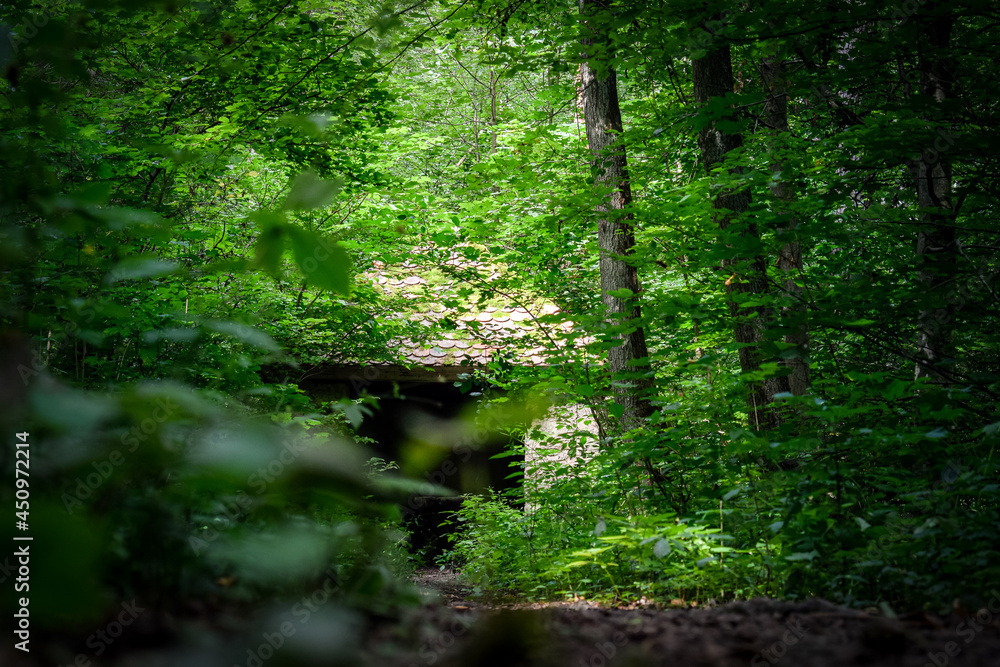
[280,364,480,384]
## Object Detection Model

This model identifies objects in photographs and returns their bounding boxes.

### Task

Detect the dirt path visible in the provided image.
[364,568,1000,666]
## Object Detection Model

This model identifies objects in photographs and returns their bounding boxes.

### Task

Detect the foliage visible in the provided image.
[426,0,1000,613]
[443,492,530,589]
[2,5,1000,664]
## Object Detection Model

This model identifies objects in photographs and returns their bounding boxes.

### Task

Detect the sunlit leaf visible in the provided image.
[287,227,351,294]
[283,170,344,211]
[202,319,282,352]
[105,258,179,284]
[653,538,671,558]
[254,224,286,277]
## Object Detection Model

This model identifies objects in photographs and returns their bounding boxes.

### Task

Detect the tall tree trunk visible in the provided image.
[693,37,789,428]
[762,56,810,396]
[912,6,956,382]
[578,0,653,432]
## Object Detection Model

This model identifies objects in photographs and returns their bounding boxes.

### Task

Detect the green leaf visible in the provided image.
[253,225,286,277]
[336,402,372,429]
[202,319,281,353]
[93,206,167,233]
[105,258,179,284]
[287,227,351,294]
[653,538,671,558]
[608,402,624,419]
[142,327,200,344]
[283,170,343,211]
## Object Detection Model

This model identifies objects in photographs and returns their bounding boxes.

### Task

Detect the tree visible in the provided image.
[762,54,810,396]
[692,23,789,428]
[577,0,654,433]
[3,0,1000,630]
[911,4,957,382]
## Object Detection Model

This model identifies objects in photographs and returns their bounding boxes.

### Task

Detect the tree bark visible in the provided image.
[762,56,810,396]
[693,38,789,428]
[912,6,956,382]
[578,0,653,432]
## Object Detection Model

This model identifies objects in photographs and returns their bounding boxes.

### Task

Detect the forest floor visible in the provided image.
[364,568,1000,667]
[4,568,1000,666]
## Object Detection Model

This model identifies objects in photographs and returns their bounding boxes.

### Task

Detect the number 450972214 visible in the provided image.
[15,432,29,525]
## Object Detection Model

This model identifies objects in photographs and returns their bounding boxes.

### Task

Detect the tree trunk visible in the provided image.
[578,0,653,432]
[693,38,789,428]
[912,6,956,382]
[762,56,810,396]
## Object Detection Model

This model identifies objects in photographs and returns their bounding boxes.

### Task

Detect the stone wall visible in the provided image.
[523,402,600,497]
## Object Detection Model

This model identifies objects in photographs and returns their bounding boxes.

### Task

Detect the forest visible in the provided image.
[1,0,999,665]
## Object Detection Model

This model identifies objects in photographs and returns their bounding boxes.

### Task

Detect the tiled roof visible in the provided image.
[353,250,579,369]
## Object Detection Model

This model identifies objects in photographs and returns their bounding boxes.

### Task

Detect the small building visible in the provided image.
[276,248,600,556]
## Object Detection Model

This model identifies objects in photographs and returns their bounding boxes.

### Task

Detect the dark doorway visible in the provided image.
[352,380,520,493]
[352,379,523,562]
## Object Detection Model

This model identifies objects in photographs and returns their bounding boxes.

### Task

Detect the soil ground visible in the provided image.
[4,568,999,666]
[364,567,1000,667]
